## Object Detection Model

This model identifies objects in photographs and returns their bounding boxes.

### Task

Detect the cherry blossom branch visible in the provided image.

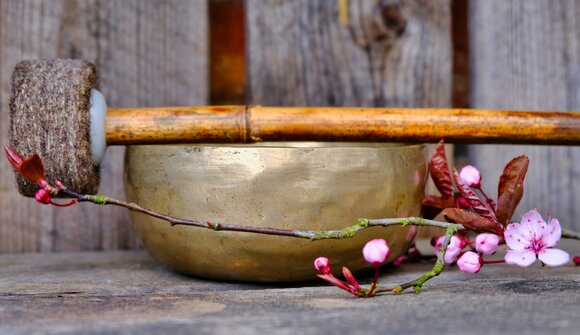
[59,188,464,241]
[61,185,467,295]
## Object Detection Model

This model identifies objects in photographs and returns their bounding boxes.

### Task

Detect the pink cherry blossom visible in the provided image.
[459,165,482,187]
[314,257,331,275]
[434,235,464,264]
[504,210,569,267]
[457,251,482,273]
[475,233,501,255]
[362,239,390,265]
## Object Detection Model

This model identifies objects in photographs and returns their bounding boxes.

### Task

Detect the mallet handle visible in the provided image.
[106,106,580,145]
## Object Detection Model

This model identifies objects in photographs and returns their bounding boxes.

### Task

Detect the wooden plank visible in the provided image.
[0,0,208,252]
[469,0,580,230]
[246,0,452,238]
[246,0,451,108]
[0,246,578,334]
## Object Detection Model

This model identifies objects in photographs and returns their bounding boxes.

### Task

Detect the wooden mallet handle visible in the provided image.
[106,106,580,145]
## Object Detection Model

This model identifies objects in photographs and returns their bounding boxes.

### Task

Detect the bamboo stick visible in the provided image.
[105,106,580,145]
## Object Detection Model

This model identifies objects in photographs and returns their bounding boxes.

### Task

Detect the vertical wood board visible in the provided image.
[247,0,451,108]
[469,0,580,230]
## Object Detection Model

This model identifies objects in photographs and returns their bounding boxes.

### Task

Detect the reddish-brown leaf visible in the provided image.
[428,140,454,199]
[441,208,502,235]
[4,145,24,172]
[20,154,46,184]
[421,195,454,209]
[496,156,529,226]
[4,145,46,184]
[453,168,498,224]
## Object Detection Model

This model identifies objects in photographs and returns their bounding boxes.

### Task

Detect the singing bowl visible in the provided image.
[124,143,426,282]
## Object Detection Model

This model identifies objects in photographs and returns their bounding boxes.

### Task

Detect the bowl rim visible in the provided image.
[133,142,427,150]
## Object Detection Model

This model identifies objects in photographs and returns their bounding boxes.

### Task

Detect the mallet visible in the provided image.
[9,59,580,196]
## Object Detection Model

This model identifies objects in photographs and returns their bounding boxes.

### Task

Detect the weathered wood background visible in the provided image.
[246,0,451,108]
[0,0,578,253]
[469,0,580,229]
[0,0,208,252]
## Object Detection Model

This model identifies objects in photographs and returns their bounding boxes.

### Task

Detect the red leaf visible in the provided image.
[342,267,360,289]
[4,145,46,184]
[20,154,46,184]
[496,156,529,226]
[441,208,502,235]
[421,195,454,209]
[428,140,454,199]
[453,168,498,224]
[4,145,24,172]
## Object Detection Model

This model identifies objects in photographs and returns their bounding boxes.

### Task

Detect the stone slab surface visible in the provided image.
[0,241,578,335]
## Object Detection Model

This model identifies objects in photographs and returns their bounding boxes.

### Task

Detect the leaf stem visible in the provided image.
[475,186,496,213]
[562,228,580,241]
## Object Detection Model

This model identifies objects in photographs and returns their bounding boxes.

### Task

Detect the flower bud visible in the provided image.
[434,235,463,264]
[314,257,332,275]
[362,239,390,265]
[459,165,482,187]
[34,188,52,205]
[475,233,501,255]
[457,251,482,273]
[392,255,406,267]
[573,256,580,266]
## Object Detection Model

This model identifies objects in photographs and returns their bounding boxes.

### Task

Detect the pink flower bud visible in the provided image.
[459,165,482,187]
[475,233,501,255]
[434,235,463,264]
[457,251,482,273]
[35,188,52,205]
[362,239,390,265]
[573,256,580,266]
[392,255,406,267]
[314,257,331,275]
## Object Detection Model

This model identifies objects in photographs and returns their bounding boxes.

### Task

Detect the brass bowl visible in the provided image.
[124,143,426,282]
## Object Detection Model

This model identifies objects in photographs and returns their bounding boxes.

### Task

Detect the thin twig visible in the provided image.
[58,189,464,241]
[375,225,458,295]
[562,228,580,241]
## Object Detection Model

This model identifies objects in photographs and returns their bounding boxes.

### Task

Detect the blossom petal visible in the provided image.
[504,223,529,250]
[444,246,462,264]
[542,218,562,248]
[505,249,536,267]
[538,248,570,266]
[520,210,546,240]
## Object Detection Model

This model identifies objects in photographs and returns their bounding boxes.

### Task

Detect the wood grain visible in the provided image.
[0,247,578,334]
[246,0,451,108]
[0,0,208,252]
[469,0,580,230]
